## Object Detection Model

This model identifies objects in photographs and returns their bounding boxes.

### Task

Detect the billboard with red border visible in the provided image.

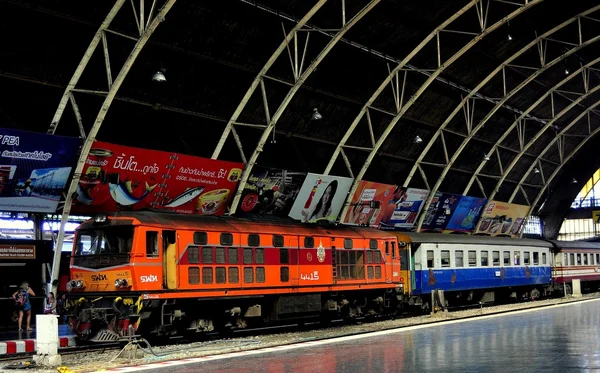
[70,141,244,215]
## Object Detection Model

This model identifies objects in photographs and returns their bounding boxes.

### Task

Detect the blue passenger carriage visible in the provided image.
[391,233,553,310]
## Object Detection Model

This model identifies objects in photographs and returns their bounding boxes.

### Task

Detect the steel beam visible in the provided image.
[211,0,329,159]
[413,6,600,231]
[47,0,127,134]
[331,0,540,222]
[227,0,380,215]
[50,0,176,296]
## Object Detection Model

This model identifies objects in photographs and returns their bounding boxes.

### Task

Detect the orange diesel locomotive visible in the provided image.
[66,212,406,341]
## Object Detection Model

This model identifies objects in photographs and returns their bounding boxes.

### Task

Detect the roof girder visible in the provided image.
[49,0,177,294]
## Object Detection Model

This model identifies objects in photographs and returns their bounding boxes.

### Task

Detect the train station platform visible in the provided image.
[0,324,75,355]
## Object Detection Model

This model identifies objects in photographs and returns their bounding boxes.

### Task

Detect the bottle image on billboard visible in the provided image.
[304,178,322,208]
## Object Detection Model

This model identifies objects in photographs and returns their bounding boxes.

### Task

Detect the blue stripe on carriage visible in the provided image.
[413,266,552,295]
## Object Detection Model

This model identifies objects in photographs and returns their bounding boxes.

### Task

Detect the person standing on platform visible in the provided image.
[13,282,35,332]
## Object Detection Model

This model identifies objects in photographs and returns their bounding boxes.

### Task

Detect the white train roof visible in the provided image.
[548,240,600,250]
[396,232,553,248]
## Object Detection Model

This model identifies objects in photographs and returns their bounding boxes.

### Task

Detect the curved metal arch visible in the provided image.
[464,58,600,196]
[332,0,542,221]
[227,0,381,214]
[413,6,600,231]
[405,5,600,190]
[520,98,600,216]
[211,0,329,162]
[50,0,177,293]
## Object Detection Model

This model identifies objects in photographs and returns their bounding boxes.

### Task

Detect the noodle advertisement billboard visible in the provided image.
[288,173,353,223]
[70,141,244,215]
[474,200,530,237]
[342,180,397,228]
[238,166,307,217]
[0,128,80,213]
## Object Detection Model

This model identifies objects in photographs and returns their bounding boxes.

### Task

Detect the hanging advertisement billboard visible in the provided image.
[420,192,461,231]
[70,141,244,215]
[474,200,530,237]
[288,173,354,223]
[379,187,430,230]
[342,180,397,228]
[444,195,487,233]
[238,166,307,217]
[0,128,81,213]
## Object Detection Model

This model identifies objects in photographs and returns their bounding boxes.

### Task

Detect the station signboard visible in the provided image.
[70,141,244,215]
[0,127,81,213]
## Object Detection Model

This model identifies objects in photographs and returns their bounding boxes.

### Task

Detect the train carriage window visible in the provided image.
[369,239,378,250]
[375,266,382,279]
[583,254,588,265]
[188,246,200,264]
[273,235,284,247]
[441,250,450,268]
[455,251,464,267]
[542,253,547,265]
[367,266,374,279]
[366,250,373,264]
[577,253,581,265]
[373,251,382,264]
[202,267,213,284]
[596,254,600,264]
[248,234,260,247]
[228,247,238,264]
[202,247,213,264]
[524,252,530,265]
[280,248,289,264]
[569,253,574,265]
[216,267,226,284]
[146,231,159,257]
[481,251,488,267]
[228,267,239,283]
[243,248,253,264]
[533,252,539,265]
[256,267,266,283]
[344,238,353,249]
[492,251,500,266]
[503,251,510,266]
[591,254,595,265]
[220,233,233,246]
[563,253,568,265]
[188,267,200,285]
[468,251,477,267]
[244,267,254,283]
[215,247,226,264]
[193,232,207,245]
[514,252,520,265]
[256,248,265,264]
[304,237,314,248]
[427,250,434,268]
[280,267,289,282]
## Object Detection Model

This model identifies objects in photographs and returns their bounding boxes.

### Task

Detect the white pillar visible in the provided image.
[33,315,62,366]
[572,279,582,298]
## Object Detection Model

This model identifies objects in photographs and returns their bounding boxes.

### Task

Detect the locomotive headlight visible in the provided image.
[66,281,75,292]
[115,279,129,288]
[94,214,108,223]
[115,279,121,287]
[76,280,84,288]
[120,279,128,287]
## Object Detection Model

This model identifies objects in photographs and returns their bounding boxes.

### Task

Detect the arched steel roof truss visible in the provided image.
[328,0,542,221]
[413,6,600,231]
[49,0,177,293]
[225,0,381,215]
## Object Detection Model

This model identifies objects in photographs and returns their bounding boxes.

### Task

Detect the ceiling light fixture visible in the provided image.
[152,69,166,82]
[311,108,322,121]
[483,153,491,161]
[414,135,423,144]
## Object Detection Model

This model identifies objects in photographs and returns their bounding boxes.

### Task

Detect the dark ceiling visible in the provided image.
[2,0,600,234]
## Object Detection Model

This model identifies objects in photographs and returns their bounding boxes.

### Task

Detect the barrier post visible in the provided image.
[33,315,62,366]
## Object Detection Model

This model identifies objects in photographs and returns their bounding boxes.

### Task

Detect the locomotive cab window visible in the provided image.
[273,235,284,247]
[369,239,378,250]
[146,231,159,258]
[391,242,396,258]
[193,232,207,245]
[248,234,260,247]
[304,236,314,248]
[344,238,353,249]
[220,233,233,246]
[385,242,389,255]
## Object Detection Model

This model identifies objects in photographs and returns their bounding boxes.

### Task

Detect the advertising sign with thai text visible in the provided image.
[379,187,431,230]
[474,200,530,237]
[238,166,307,217]
[342,180,397,228]
[70,141,244,215]
[443,195,487,233]
[0,128,81,213]
[288,173,354,223]
[420,192,462,231]
[0,244,36,259]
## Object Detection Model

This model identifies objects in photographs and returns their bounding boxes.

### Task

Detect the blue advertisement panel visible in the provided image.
[379,187,430,231]
[419,192,455,231]
[0,128,80,213]
[444,195,487,233]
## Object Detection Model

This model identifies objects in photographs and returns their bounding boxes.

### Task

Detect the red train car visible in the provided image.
[65,212,404,341]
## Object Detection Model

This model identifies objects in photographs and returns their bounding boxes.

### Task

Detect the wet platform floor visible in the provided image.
[137,298,600,373]
[0,324,73,341]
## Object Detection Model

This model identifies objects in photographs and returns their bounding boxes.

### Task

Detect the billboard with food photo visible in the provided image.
[0,128,81,213]
[288,173,353,223]
[342,180,397,228]
[70,141,244,215]
[474,200,530,237]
